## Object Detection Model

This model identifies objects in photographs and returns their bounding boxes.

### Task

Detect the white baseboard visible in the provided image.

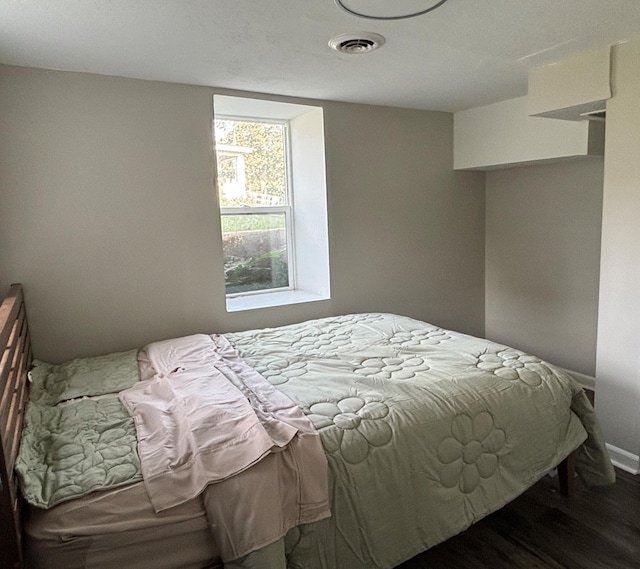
[606,443,640,474]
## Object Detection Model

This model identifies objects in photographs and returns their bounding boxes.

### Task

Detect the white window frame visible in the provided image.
[213,95,331,312]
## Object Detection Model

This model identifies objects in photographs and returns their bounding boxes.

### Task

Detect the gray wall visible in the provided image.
[0,65,485,362]
[485,159,604,376]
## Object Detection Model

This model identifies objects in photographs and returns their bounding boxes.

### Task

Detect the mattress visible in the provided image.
[25,482,218,569]
[21,313,615,569]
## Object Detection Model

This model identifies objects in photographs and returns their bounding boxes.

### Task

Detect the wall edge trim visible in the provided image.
[606,443,640,475]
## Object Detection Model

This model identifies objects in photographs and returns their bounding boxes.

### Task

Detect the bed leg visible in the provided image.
[558,451,577,497]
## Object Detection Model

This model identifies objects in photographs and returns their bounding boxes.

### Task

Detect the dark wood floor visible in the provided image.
[397,468,640,569]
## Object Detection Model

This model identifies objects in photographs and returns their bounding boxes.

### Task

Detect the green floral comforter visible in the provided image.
[224,312,615,569]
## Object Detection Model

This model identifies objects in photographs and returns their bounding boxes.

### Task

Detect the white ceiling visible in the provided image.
[2,0,640,112]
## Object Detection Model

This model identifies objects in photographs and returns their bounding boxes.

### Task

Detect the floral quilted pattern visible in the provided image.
[437,412,506,493]
[354,354,430,380]
[388,328,452,348]
[16,396,142,508]
[317,313,385,330]
[307,396,392,464]
[476,350,552,386]
[252,358,309,385]
[290,331,353,353]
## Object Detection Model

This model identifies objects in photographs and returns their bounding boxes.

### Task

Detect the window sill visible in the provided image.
[226,290,329,313]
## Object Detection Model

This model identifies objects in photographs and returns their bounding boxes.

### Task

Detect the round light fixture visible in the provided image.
[334,0,450,20]
[328,32,386,54]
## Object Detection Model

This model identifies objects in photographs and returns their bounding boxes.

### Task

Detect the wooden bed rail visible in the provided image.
[0,284,32,569]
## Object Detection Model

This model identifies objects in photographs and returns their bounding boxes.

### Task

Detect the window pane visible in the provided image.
[215,119,287,208]
[222,213,289,294]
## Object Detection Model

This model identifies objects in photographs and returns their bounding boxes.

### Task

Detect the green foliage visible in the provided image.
[225,249,289,294]
[215,119,287,207]
[221,214,286,233]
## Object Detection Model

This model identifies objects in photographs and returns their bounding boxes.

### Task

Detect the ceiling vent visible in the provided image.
[329,32,385,54]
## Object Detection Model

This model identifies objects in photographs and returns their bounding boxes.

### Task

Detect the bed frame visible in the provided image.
[0,283,577,569]
[1,284,32,569]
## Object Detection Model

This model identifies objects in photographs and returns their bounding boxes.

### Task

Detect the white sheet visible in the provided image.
[119,333,331,560]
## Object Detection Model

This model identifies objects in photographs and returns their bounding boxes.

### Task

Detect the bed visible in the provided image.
[0,283,615,569]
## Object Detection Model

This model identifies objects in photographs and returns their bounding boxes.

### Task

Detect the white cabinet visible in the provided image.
[453,96,604,171]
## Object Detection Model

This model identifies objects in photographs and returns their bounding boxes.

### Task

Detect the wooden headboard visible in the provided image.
[0,284,32,569]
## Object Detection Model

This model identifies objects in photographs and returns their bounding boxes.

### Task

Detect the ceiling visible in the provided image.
[2,0,640,112]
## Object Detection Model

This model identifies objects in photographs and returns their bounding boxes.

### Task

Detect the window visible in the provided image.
[215,118,293,295]
[213,96,330,312]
